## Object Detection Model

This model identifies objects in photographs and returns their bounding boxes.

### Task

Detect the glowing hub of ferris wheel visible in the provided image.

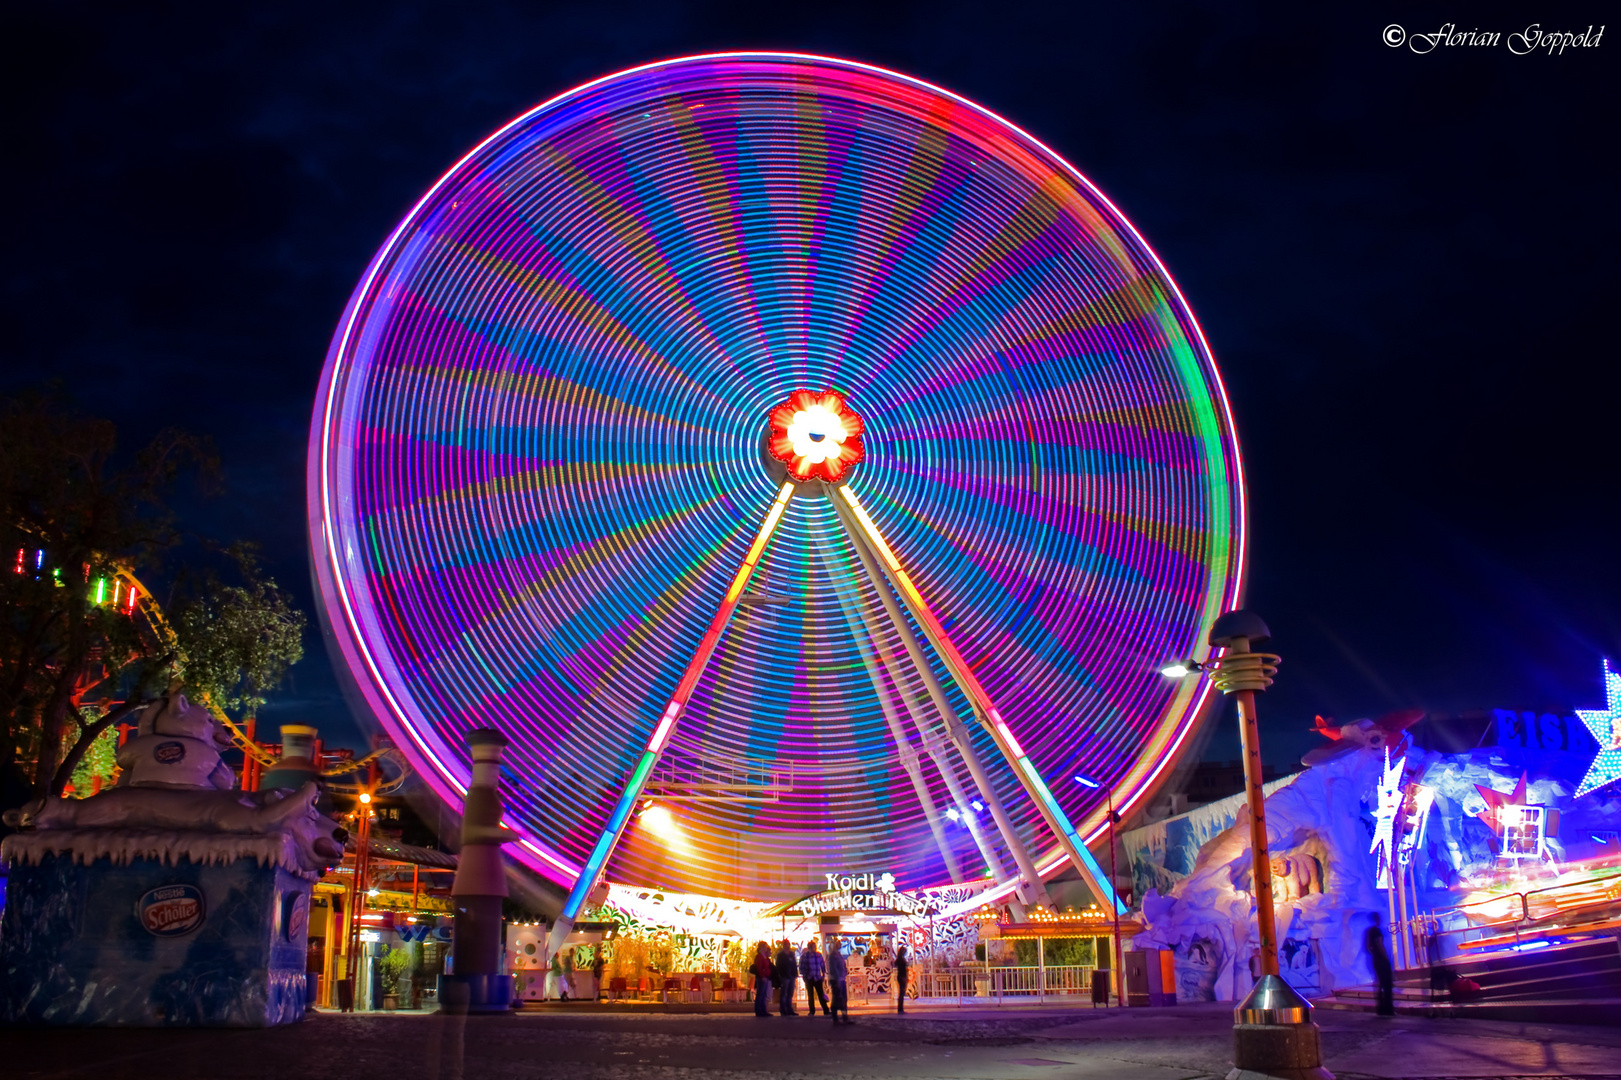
[768,390,866,482]
[307,53,1246,937]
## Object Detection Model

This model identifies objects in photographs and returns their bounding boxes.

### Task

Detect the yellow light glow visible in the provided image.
[638,804,690,851]
[785,405,852,465]
[723,481,794,604]
[359,792,372,804]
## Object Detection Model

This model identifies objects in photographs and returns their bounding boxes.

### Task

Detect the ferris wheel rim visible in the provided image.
[307,51,1248,895]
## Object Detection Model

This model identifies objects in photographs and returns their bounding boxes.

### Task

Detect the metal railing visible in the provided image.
[1396,864,1621,967]
[904,965,1105,1006]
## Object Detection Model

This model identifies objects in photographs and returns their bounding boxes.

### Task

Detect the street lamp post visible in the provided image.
[1073,772,1125,1007]
[1106,786,1123,1006]
[1200,610,1332,1080]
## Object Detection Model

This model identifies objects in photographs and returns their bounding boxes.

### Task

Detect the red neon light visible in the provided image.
[767,389,865,482]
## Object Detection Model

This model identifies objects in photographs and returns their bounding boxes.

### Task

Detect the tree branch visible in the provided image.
[49,696,148,798]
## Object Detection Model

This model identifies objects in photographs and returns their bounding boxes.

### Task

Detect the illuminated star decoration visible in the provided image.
[1369,748,1406,889]
[1471,772,1530,835]
[767,389,865,482]
[1575,659,1621,797]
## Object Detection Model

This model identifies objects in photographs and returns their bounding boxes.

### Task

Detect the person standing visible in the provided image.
[894,944,910,1014]
[774,939,800,1015]
[1365,913,1395,1016]
[800,938,830,1016]
[752,942,775,1017]
[827,936,853,1025]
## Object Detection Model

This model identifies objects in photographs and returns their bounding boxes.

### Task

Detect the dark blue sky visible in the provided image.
[3,3,1615,772]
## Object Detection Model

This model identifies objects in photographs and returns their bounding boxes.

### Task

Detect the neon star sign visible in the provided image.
[767,389,865,482]
[1370,748,1405,889]
[1575,659,1621,797]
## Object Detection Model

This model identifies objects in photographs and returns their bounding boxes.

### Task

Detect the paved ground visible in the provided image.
[8,1001,1621,1080]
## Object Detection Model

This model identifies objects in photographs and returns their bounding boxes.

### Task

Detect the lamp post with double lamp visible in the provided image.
[1166,611,1331,1080]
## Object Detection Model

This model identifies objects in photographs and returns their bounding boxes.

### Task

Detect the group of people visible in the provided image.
[545,946,607,1001]
[751,938,911,1022]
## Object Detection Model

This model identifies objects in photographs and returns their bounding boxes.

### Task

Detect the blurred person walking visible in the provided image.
[827,936,853,1025]
[774,940,800,1015]
[894,944,910,1014]
[1365,913,1395,1016]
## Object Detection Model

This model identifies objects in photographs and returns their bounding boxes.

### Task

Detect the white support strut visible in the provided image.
[832,483,1126,915]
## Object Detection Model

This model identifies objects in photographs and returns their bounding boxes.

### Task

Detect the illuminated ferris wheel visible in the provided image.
[308,53,1245,945]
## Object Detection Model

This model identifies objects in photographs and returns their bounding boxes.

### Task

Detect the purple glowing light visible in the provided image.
[308,53,1246,895]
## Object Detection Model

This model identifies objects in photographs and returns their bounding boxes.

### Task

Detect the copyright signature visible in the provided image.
[1382,22,1604,55]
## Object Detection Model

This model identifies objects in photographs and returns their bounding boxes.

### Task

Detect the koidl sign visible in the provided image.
[825,871,896,893]
[800,871,944,917]
[137,884,206,937]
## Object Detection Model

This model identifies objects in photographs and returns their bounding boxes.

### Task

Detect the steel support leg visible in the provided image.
[823,524,969,884]
[832,531,1014,889]
[833,484,1125,915]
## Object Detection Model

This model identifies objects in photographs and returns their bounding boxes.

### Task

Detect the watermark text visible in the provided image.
[1383,22,1603,55]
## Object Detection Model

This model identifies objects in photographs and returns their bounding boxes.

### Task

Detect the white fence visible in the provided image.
[902,965,1107,1006]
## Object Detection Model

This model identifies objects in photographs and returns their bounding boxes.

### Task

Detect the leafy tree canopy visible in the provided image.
[170,543,305,719]
[0,389,305,804]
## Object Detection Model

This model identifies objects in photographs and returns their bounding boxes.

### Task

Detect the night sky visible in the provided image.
[4,3,1615,776]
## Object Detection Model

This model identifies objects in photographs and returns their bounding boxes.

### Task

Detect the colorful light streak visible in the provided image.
[307,53,1246,900]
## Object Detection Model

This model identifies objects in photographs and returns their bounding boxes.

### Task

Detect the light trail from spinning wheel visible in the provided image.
[308,53,1246,946]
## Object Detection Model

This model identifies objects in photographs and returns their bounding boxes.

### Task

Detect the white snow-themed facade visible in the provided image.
[1126,702,1621,1002]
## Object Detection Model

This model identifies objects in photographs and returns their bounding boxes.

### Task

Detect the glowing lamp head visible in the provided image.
[358,792,372,804]
[638,803,690,852]
[1160,660,1203,679]
[768,389,865,482]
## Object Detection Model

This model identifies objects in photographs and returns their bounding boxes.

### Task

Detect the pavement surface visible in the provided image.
[7,1001,1621,1080]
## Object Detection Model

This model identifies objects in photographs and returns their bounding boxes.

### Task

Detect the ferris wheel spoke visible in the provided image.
[826,483,1040,909]
[833,484,1126,916]
[818,520,966,885]
[548,479,797,953]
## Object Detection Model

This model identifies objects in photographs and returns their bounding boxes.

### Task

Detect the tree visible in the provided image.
[0,390,303,803]
[169,543,306,727]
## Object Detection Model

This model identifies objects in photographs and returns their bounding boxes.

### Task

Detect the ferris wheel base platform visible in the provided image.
[436,973,517,1014]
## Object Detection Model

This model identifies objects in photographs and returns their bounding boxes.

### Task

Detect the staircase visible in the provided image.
[1317,935,1621,1023]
